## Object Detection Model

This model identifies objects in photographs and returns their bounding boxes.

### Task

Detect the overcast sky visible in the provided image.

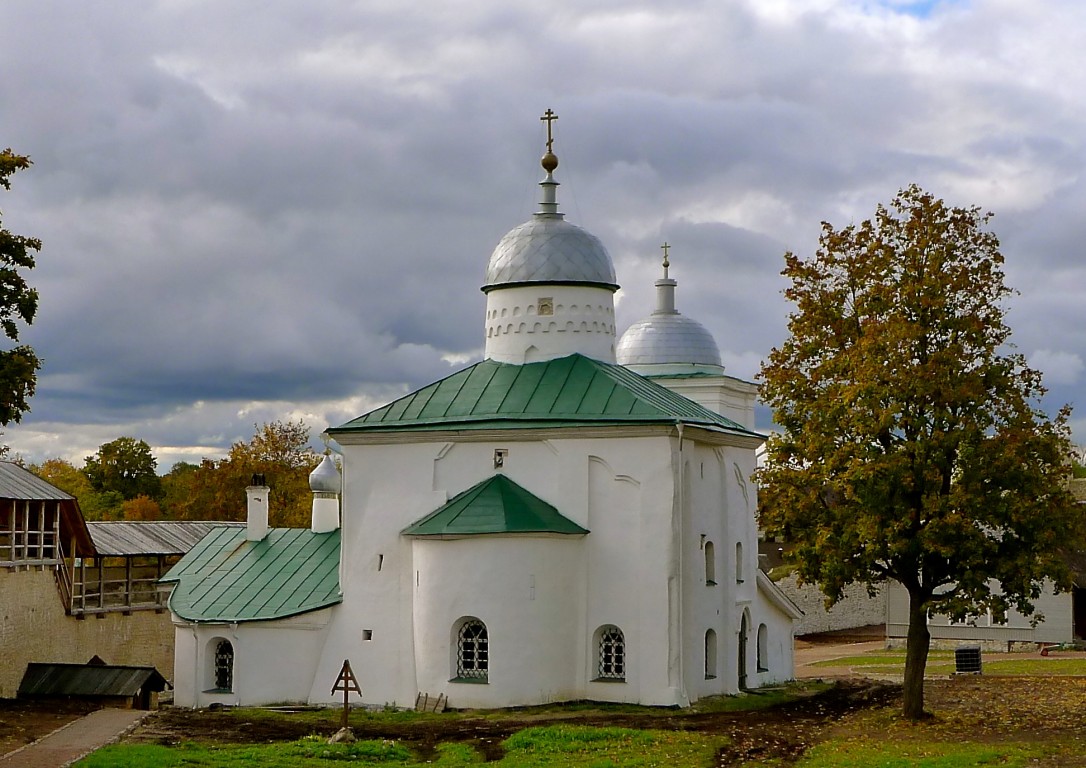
[1,0,1085,470]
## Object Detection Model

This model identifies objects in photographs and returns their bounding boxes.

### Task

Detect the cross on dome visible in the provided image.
[540,109,559,173]
[540,109,558,152]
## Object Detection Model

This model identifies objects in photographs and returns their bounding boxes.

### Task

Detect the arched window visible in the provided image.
[214,639,234,691]
[456,619,489,681]
[757,624,769,672]
[596,625,625,680]
[735,541,744,583]
[704,540,716,585]
[704,629,717,679]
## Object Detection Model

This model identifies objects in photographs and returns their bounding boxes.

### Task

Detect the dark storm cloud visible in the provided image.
[3,0,1086,466]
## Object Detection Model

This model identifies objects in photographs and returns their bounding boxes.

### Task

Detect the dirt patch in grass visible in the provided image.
[117,680,895,764]
[0,699,101,756]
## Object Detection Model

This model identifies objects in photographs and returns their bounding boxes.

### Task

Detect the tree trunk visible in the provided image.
[903,587,931,720]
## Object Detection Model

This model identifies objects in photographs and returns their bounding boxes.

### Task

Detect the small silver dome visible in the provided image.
[483,217,618,292]
[617,313,722,367]
[309,454,340,494]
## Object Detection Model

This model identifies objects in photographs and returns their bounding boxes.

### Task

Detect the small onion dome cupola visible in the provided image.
[309,454,340,494]
[616,243,723,375]
[309,454,340,534]
[483,109,620,365]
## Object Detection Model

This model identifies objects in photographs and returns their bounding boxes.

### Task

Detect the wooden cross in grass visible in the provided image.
[331,659,361,730]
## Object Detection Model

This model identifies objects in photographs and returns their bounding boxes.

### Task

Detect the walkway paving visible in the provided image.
[0,708,149,768]
[794,639,885,679]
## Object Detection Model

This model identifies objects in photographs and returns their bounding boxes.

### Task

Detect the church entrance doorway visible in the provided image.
[738,612,749,689]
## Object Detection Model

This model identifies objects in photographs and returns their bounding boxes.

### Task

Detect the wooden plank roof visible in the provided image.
[0,461,94,556]
[88,521,244,556]
[18,663,168,698]
[0,461,75,500]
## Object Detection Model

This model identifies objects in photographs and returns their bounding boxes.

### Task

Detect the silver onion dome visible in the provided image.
[616,313,722,367]
[616,243,722,368]
[309,454,340,494]
[482,109,618,294]
[483,217,618,291]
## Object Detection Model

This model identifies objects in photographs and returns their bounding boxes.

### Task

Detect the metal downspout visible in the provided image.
[677,422,686,704]
[231,621,240,706]
[191,620,200,709]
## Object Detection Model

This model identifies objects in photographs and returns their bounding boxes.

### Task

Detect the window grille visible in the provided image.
[214,640,234,691]
[457,620,488,680]
[597,626,625,680]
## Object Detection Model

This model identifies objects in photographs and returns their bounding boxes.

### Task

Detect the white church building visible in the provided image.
[162,115,800,709]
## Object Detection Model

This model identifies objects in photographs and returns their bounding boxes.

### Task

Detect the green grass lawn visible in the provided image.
[793,739,1050,767]
[78,726,725,767]
[79,726,1070,768]
[811,648,1086,677]
[74,673,1086,767]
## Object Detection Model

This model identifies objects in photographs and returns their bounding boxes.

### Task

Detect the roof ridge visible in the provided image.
[403,473,587,536]
[330,353,763,439]
[162,527,342,622]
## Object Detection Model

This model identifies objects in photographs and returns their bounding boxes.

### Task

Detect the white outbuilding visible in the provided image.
[163,114,799,709]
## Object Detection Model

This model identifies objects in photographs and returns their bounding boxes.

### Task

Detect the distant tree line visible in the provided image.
[27,420,324,528]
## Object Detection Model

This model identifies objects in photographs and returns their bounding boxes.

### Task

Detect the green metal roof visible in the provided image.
[160,527,341,623]
[329,353,761,437]
[403,474,588,537]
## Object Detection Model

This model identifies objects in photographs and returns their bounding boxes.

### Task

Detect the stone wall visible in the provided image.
[773,573,885,636]
[0,568,175,698]
[885,637,1044,653]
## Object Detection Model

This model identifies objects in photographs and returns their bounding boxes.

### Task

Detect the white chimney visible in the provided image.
[246,474,270,541]
[309,455,341,533]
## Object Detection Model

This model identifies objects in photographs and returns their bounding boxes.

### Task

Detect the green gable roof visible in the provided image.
[329,353,761,437]
[160,527,341,623]
[403,474,588,537]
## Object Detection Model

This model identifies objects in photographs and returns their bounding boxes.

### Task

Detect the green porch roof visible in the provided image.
[403,474,588,537]
[329,353,761,437]
[160,526,341,623]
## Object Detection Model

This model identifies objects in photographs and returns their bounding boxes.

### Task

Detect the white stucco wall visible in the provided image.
[676,439,795,699]
[652,377,758,432]
[483,284,617,364]
[172,608,333,708]
[313,431,686,708]
[412,537,585,707]
[171,421,789,709]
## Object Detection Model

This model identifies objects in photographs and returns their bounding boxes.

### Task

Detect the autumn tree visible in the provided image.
[84,437,162,501]
[31,456,123,520]
[161,421,321,527]
[121,494,163,521]
[32,457,92,498]
[757,185,1081,720]
[0,149,42,428]
[223,420,321,527]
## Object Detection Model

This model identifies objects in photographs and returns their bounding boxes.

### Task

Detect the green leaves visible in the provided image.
[757,184,1083,718]
[84,436,162,501]
[0,149,41,427]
